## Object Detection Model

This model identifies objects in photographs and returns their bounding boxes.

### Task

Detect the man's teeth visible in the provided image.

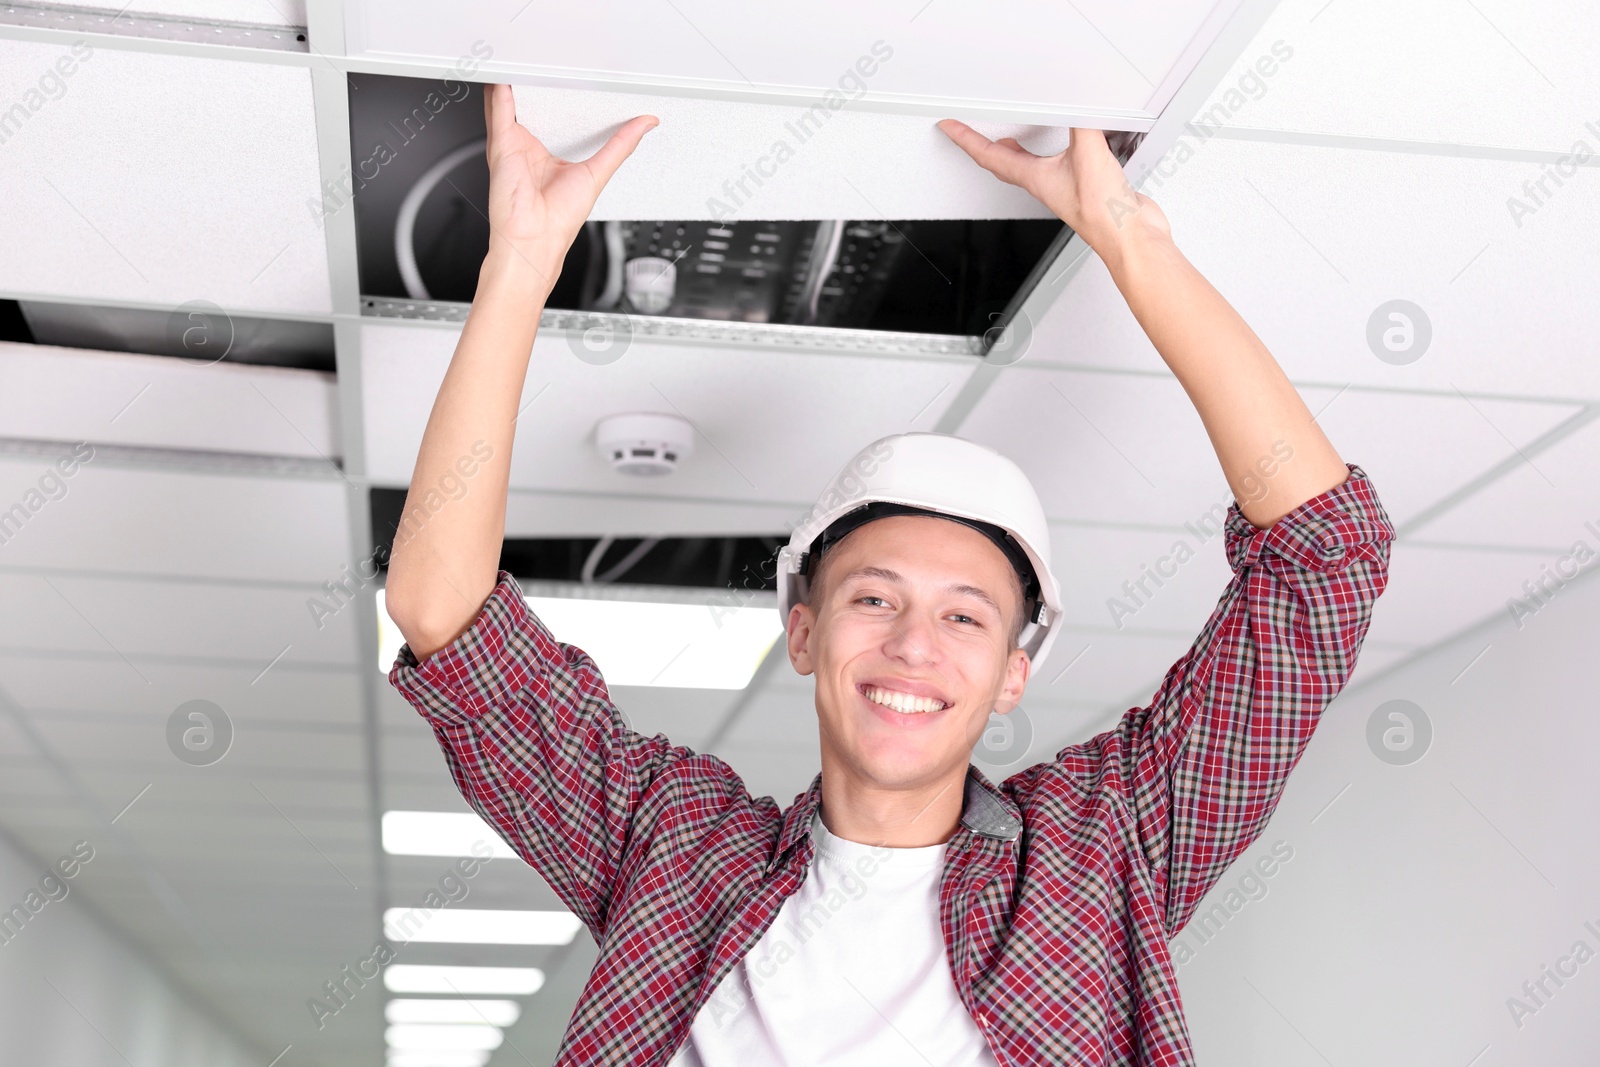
[863,686,946,714]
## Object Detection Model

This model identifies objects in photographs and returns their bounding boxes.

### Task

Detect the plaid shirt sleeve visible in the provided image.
[1059,463,1394,937]
[387,571,698,938]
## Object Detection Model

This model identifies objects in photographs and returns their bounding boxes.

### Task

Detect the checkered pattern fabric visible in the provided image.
[390,463,1394,1066]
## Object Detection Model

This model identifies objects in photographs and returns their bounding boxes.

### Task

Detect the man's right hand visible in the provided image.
[480,82,658,285]
[384,87,657,662]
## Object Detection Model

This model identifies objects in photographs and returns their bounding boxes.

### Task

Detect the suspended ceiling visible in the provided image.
[1,0,1598,1064]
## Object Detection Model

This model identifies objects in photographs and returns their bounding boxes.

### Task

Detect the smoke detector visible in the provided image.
[624,256,677,314]
[596,413,695,476]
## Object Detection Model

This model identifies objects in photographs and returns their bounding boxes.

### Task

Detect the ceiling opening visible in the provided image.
[349,74,1141,338]
[370,487,784,590]
[5,297,337,373]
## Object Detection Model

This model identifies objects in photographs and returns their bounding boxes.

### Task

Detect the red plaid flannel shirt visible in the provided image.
[390,463,1394,1065]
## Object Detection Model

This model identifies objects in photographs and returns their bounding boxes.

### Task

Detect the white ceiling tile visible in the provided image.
[0,762,71,801]
[502,81,1064,221]
[1407,411,1600,550]
[0,653,365,726]
[362,321,976,532]
[45,0,306,26]
[1191,0,1598,152]
[1361,540,1551,650]
[713,741,821,807]
[608,684,742,751]
[0,459,349,583]
[1309,394,1582,531]
[958,366,1578,530]
[1337,638,1424,695]
[723,686,818,749]
[0,574,361,666]
[1026,138,1600,401]
[22,711,364,775]
[0,41,330,313]
[1026,628,1198,709]
[1052,523,1238,634]
[357,0,1226,122]
[918,369,1211,527]
[0,344,340,461]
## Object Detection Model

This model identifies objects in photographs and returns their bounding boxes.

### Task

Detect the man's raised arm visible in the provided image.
[937,120,1351,526]
[385,85,657,660]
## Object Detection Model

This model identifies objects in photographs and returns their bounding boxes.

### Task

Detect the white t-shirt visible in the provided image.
[669,814,1001,1066]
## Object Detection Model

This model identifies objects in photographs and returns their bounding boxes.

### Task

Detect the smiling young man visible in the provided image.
[386,85,1396,1066]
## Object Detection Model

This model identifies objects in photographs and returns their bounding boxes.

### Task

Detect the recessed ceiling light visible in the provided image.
[387,1052,490,1067]
[381,811,517,859]
[377,586,781,689]
[385,1023,502,1051]
[383,965,545,996]
[383,908,583,946]
[386,1000,521,1027]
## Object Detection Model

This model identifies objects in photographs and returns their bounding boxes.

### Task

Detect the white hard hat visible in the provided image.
[776,432,1063,669]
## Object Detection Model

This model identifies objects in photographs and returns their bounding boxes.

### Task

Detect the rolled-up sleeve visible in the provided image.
[1109,463,1395,935]
[388,570,690,937]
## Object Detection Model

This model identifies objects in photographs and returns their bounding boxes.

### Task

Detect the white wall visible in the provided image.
[1177,564,1600,1065]
[0,828,261,1067]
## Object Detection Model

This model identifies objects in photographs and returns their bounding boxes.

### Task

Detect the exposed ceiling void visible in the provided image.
[370,487,783,590]
[348,73,1142,336]
[11,298,337,373]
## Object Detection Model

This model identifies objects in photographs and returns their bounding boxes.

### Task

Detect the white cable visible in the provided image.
[395,138,488,300]
[580,535,660,584]
[592,221,626,309]
[800,220,846,325]
[580,535,615,585]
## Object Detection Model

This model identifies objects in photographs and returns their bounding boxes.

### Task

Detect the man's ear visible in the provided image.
[991,646,1030,715]
[786,603,817,676]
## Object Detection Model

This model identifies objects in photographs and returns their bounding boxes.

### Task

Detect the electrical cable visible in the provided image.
[797,219,846,325]
[581,535,661,584]
[592,221,626,309]
[579,221,604,309]
[395,138,488,300]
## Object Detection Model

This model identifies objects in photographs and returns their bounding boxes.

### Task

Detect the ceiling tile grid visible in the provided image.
[0,3,1593,1065]
[46,0,308,26]
[0,40,331,315]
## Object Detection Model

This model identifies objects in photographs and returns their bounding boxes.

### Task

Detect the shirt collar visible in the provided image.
[772,764,1021,870]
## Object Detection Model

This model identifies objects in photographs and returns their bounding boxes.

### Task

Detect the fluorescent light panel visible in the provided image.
[387,1053,490,1067]
[384,965,545,996]
[386,1000,521,1026]
[382,810,516,859]
[384,907,582,946]
[385,1049,486,1067]
[377,587,781,688]
[385,1024,502,1051]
